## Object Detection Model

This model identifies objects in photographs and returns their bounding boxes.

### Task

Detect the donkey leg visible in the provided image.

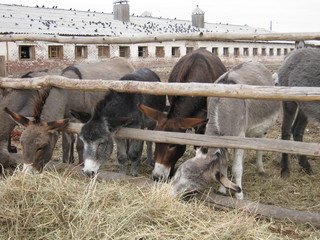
[280,101,298,177]
[62,132,75,163]
[256,150,266,176]
[128,139,144,177]
[76,136,84,163]
[232,149,245,200]
[146,141,154,166]
[116,139,128,174]
[292,110,312,174]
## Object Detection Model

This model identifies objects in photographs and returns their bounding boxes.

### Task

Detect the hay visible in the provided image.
[0,170,284,240]
[5,109,320,239]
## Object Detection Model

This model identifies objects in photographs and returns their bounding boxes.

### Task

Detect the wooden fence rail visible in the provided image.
[1,32,320,44]
[1,76,319,156]
[1,76,320,101]
[65,124,320,157]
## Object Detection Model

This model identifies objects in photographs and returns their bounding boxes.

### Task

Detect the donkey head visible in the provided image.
[171,147,241,197]
[71,91,133,177]
[4,107,69,173]
[138,103,208,181]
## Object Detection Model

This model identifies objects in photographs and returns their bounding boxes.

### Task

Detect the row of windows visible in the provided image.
[19,45,294,60]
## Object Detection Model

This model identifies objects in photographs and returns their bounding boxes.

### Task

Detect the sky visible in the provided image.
[1,0,319,32]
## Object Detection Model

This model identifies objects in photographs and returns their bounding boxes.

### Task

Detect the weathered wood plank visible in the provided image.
[198,192,320,228]
[1,76,320,101]
[1,32,320,44]
[65,123,320,157]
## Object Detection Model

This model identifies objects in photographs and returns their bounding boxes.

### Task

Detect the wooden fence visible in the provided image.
[1,75,320,157]
[1,32,320,44]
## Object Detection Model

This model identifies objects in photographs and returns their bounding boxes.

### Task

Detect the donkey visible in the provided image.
[278,48,320,177]
[71,68,166,177]
[3,57,135,173]
[138,49,227,181]
[171,61,280,199]
[5,87,70,173]
[0,68,63,170]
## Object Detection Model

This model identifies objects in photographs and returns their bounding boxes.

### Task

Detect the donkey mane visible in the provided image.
[92,89,118,119]
[61,65,82,79]
[32,87,52,123]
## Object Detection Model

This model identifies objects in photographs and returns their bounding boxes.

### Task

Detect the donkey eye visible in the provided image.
[37,147,44,152]
[168,144,176,149]
[98,142,105,148]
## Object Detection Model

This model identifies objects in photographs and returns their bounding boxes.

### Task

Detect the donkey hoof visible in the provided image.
[258,172,269,178]
[301,167,313,175]
[280,169,290,178]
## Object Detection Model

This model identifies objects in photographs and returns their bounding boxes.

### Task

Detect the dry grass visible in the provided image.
[0,170,280,240]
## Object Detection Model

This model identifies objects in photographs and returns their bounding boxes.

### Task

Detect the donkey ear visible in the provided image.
[215,172,241,193]
[4,107,31,127]
[175,117,208,130]
[138,103,167,123]
[70,109,92,123]
[107,116,134,132]
[46,118,70,132]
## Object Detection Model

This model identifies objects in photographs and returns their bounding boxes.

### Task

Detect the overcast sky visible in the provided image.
[1,0,319,32]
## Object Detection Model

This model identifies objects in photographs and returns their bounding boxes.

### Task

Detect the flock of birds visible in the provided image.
[0,4,263,36]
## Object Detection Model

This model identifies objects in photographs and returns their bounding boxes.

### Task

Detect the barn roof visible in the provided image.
[0,4,270,37]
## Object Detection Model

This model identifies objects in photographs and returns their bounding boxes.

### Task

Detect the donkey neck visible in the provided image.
[40,88,68,121]
[168,96,206,119]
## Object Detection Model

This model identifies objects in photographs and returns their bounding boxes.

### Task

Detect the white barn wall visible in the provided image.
[2,39,295,77]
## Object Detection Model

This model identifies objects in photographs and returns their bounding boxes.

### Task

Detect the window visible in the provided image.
[223,47,229,56]
[171,47,180,57]
[98,46,110,58]
[138,46,148,57]
[261,48,266,56]
[277,48,281,56]
[48,46,63,59]
[243,48,249,56]
[156,46,165,57]
[284,49,288,55]
[119,46,130,58]
[186,47,194,54]
[253,48,258,56]
[269,48,274,56]
[75,46,88,58]
[19,45,35,60]
[212,47,219,56]
[234,48,239,57]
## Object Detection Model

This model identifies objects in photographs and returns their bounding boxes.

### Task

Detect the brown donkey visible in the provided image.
[5,88,69,173]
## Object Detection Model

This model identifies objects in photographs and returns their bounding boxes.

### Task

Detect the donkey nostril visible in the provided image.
[152,175,159,181]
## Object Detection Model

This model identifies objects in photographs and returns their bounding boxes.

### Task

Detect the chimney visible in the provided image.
[192,5,205,28]
[113,1,130,22]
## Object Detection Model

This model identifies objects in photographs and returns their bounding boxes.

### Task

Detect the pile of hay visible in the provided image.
[0,170,288,239]
[5,119,320,239]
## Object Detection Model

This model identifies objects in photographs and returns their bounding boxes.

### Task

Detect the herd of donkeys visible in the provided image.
[1,48,319,200]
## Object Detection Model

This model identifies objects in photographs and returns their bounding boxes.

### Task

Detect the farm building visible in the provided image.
[0,2,308,77]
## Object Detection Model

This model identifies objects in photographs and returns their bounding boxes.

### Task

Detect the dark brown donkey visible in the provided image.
[3,57,135,173]
[139,49,227,180]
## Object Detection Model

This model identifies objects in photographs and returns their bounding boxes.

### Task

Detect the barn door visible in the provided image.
[0,56,6,77]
